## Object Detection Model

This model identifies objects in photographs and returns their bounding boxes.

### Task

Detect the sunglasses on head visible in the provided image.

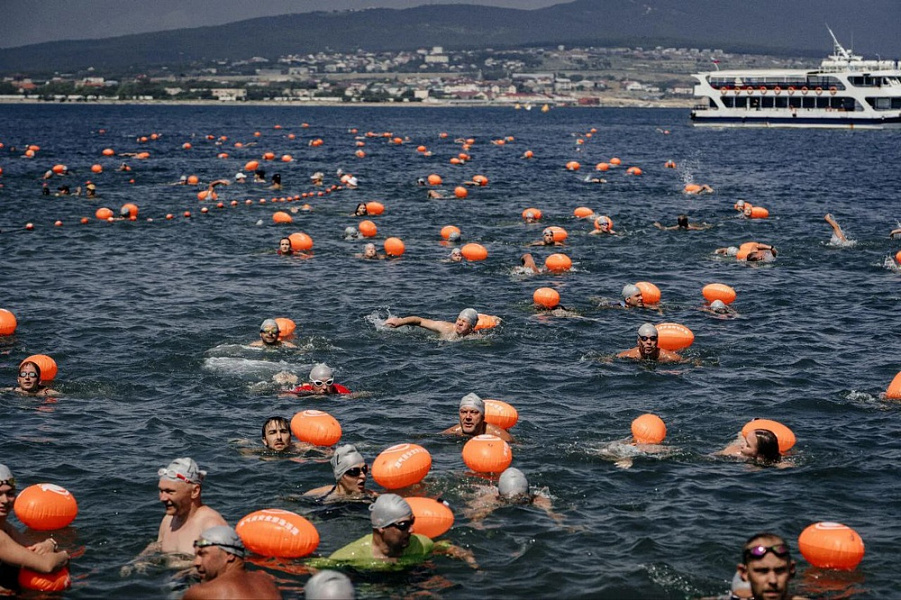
[744,544,790,561]
[390,519,414,531]
[639,335,658,341]
[343,465,368,477]
[312,379,334,387]
[19,371,38,378]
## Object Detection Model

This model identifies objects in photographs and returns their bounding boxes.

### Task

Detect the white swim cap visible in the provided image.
[235,172,246,180]
[331,444,365,480]
[459,392,484,413]
[195,525,246,558]
[305,570,355,600]
[498,467,529,498]
[370,493,412,528]
[158,457,206,484]
[260,319,279,332]
[710,299,727,311]
[638,323,658,338]
[448,231,461,242]
[622,284,640,299]
[457,308,479,327]
[726,246,739,257]
[310,363,333,381]
[0,464,14,487]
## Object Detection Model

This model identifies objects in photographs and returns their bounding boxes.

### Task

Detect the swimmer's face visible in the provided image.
[158,479,198,516]
[0,482,15,519]
[638,332,658,356]
[338,462,367,494]
[355,204,368,216]
[450,250,463,262]
[454,316,475,336]
[364,244,377,258]
[743,205,753,217]
[262,420,290,452]
[279,239,292,253]
[624,292,644,308]
[259,326,279,345]
[739,539,795,600]
[17,363,41,393]
[193,544,229,582]
[542,231,555,244]
[310,376,333,394]
[740,433,759,458]
[459,407,484,434]
[380,515,414,552]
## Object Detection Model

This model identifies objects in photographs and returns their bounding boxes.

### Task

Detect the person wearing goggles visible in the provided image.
[183,526,280,600]
[734,533,798,600]
[287,364,351,396]
[617,323,684,363]
[304,444,376,503]
[11,360,59,397]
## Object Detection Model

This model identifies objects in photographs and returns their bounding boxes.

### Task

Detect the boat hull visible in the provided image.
[691,113,901,129]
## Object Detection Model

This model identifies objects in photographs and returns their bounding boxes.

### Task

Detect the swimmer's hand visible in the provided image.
[440,544,478,569]
[383,317,401,328]
[28,538,57,555]
[120,561,149,577]
[272,371,298,386]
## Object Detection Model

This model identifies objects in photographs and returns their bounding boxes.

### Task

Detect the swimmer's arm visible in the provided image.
[890,228,901,238]
[385,316,450,334]
[433,541,478,569]
[0,530,68,573]
[616,348,639,359]
[440,425,463,435]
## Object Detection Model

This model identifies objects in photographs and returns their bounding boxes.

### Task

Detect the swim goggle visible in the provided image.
[193,537,246,557]
[312,379,334,387]
[19,371,38,378]
[343,466,368,478]
[389,518,415,531]
[743,544,790,561]
[639,335,658,342]
[260,328,279,335]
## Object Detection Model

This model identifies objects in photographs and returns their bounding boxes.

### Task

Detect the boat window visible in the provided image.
[866,97,901,110]
[775,97,788,108]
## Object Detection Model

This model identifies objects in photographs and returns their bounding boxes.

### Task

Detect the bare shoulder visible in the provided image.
[659,350,685,363]
[194,506,227,528]
[617,348,639,359]
[441,424,462,435]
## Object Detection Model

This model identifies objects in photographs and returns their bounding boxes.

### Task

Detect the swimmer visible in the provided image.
[183,526,281,600]
[448,247,464,262]
[234,172,247,183]
[654,214,711,231]
[717,429,782,466]
[8,360,60,397]
[442,393,513,442]
[734,532,799,600]
[277,237,293,256]
[716,243,777,262]
[530,228,564,246]
[124,458,227,575]
[354,203,368,216]
[304,571,355,600]
[824,213,852,245]
[268,173,282,190]
[318,494,476,568]
[588,216,616,235]
[686,183,715,195]
[715,246,740,257]
[287,364,352,396]
[617,323,684,364]
[310,172,324,185]
[620,284,644,308]
[465,467,562,526]
[85,181,97,198]
[583,175,608,184]
[427,189,446,199]
[702,299,737,317]
[384,308,481,341]
[518,253,544,274]
[304,444,377,503]
[260,416,292,453]
[250,319,297,349]
[253,169,266,183]
[343,226,360,240]
[356,243,385,260]
[0,464,70,590]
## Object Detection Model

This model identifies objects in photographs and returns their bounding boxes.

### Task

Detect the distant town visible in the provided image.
[0,44,813,107]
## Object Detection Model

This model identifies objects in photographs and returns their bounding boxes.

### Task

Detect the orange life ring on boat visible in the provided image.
[745,86,753,95]
[787,86,795,95]
[801,86,808,94]
[815,87,823,95]
[733,88,741,95]
[759,86,767,93]
[829,86,837,95]
[720,86,728,95]
[773,86,782,95]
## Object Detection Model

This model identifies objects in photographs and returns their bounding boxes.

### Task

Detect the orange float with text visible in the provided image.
[14,484,78,530]
[462,434,513,473]
[635,282,661,304]
[798,522,864,570]
[484,399,518,430]
[371,443,432,489]
[405,497,454,538]
[290,410,341,447]
[236,509,319,558]
[655,323,694,350]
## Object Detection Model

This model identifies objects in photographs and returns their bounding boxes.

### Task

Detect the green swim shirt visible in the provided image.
[310,533,435,570]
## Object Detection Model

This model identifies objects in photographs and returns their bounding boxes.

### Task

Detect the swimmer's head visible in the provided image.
[309,364,334,389]
[455,308,479,335]
[331,444,365,481]
[638,323,658,338]
[369,493,412,529]
[179,175,187,182]
[710,299,728,313]
[622,284,643,307]
[120,205,131,217]
[261,416,290,451]
[450,247,463,261]
[726,246,739,256]
[459,392,484,414]
[235,172,246,181]
[194,525,246,558]
[305,570,355,600]
[622,284,640,300]
[498,467,529,499]
[0,464,14,489]
[363,243,377,258]
[344,226,359,239]
[259,319,280,344]
[158,457,206,485]
[447,230,461,242]
[735,200,745,209]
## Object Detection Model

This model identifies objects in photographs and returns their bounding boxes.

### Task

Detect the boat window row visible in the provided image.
[709,76,844,90]
[717,96,858,111]
[866,97,901,110]
[848,75,895,87]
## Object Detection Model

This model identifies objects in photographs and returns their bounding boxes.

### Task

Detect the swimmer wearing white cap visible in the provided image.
[250,319,297,349]
[530,228,564,246]
[442,393,513,442]
[184,525,281,599]
[0,464,70,575]
[617,323,684,363]
[304,444,376,502]
[465,467,559,525]
[384,307,484,341]
[357,243,385,260]
[288,364,351,396]
[621,284,644,308]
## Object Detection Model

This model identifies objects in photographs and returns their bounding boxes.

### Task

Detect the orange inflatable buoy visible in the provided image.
[547,226,568,242]
[95,207,114,220]
[244,160,260,172]
[544,254,572,273]
[741,419,795,452]
[51,164,66,175]
[565,161,581,171]
[632,414,666,444]
[427,174,442,186]
[533,287,560,309]
[290,410,341,447]
[472,175,488,186]
[749,206,769,219]
[102,148,115,156]
[474,314,500,331]
[120,203,138,218]
[573,206,594,218]
[274,318,296,339]
[885,371,901,399]
[358,220,378,238]
[288,232,313,251]
[484,399,518,429]
[372,443,432,489]
[635,282,661,304]
[462,434,513,473]
[521,208,542,221]
[23,354,57,382]
[596,162,610,171]
[610,157,622,166]
[91,164,103,174]
[272,211,293,224]
[14,484,78,530]
[655,322,694,351]
[702,283,737,305]
[19,567,70,592]
[0,308,17,336]
[186,175,199,185]
[365,201,385,215]
[454,186,468,199]
[384,237,405,257]
[626,166,642,175]
[236,509,319,558]
[461,243,488,261]
[440,225,460,240]
[405,497,454,539]
[798,522,865,570]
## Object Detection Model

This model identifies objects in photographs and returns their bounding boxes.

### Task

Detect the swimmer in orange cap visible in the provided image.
[617,323,684,363]
[442,393,513,442]
[384,308,480,340]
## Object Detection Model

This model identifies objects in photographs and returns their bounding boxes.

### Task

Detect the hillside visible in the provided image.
[0,0,898,75]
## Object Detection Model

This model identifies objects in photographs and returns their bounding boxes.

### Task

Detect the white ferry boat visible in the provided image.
[691,30,901,128]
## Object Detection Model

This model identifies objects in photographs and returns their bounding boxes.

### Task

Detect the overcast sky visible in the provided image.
[0,0,565,49]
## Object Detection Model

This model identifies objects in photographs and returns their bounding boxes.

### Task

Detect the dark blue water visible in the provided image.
[1,104,900,599]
